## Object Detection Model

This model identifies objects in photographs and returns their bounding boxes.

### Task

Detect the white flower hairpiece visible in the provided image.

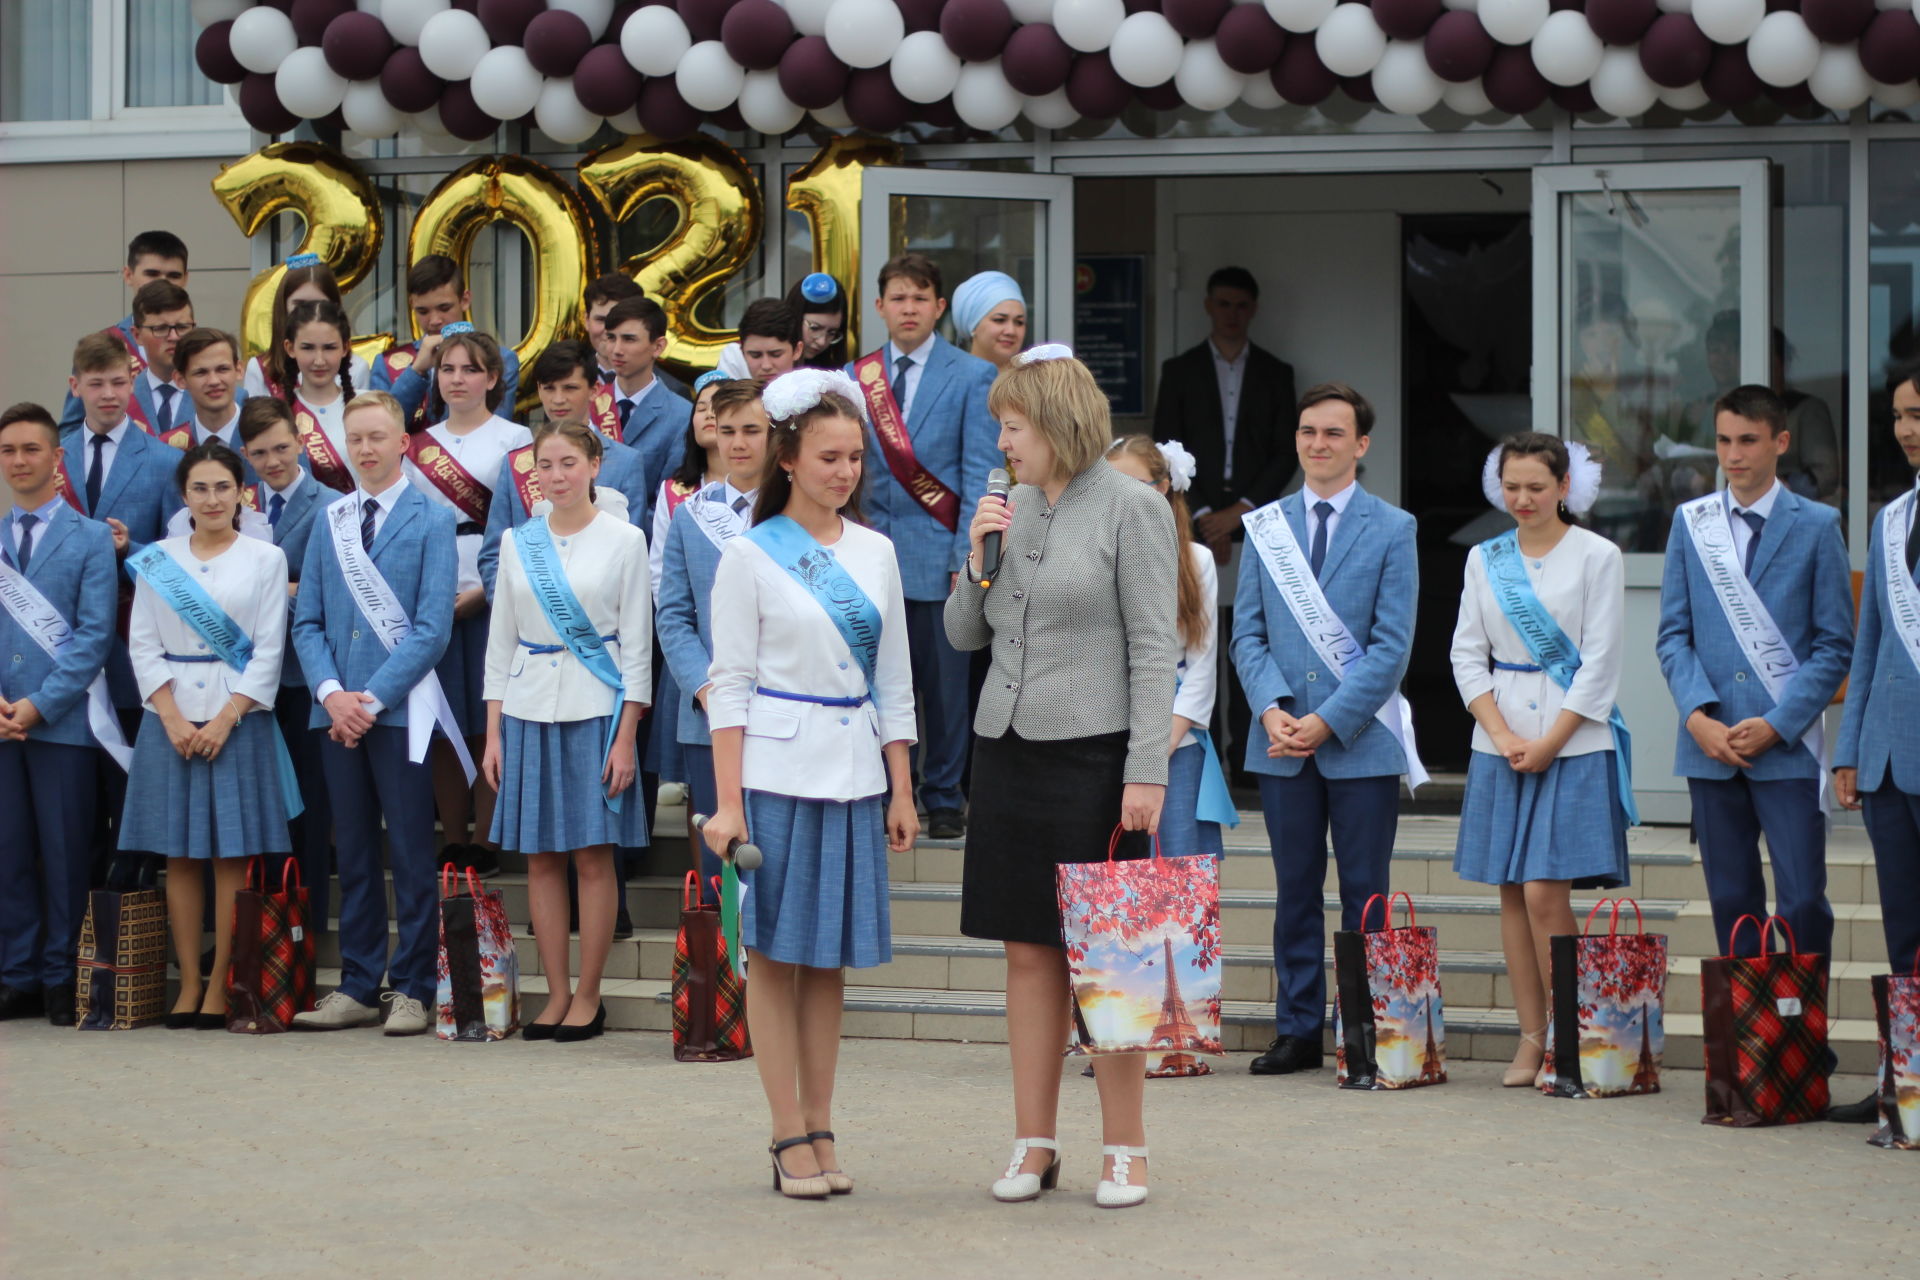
[1156,440,1197,493]
[1011,343,1074,367]
[762,368,866,426]
[1481,438,1603,516]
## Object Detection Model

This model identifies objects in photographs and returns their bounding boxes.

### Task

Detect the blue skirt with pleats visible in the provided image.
[1453,749,1630,888]
[119,711,293,860]
[742,789,891,969]
[645,664,684,783]
[436,611,488,737]
[489,714,650,853]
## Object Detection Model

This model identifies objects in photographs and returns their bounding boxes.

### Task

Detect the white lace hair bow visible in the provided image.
[1480,438,1603,515]
[1156,440,1197,493]
[762,368,866,425]
[1010,343,1074,367]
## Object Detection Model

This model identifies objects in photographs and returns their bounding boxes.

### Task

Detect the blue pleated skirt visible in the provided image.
[645,664,685,783]
[119,711,293,860]
[1453,749,1630,888]
[742,789,891,969]
[437,611,488,737]
[489,714,650,853]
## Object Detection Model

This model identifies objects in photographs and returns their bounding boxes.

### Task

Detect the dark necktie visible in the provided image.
[894,354,913,408]
[86,433,108,511]
[1310,500,1334,578]
[155,385,177,434]
[1737,509,1765,577]
[617,398,635,432]
[269,491,286,529]
[360,497,377,551]
[15,513,38,573]
[1906,498,1919,577]
[732,495,750,515]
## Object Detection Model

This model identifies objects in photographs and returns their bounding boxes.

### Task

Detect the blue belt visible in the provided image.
[756,685,869,708]
[520,635,616,655]
[162,652,222,663]
[1493,660,1544,673]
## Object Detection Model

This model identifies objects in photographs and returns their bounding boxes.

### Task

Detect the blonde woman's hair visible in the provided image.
[986,355,1113,481]
[1106,434,1209,650]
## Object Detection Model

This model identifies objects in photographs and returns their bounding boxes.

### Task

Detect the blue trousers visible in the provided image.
[905,598,969,813]
[1258,762,1400,1038]
[276,685,332,930]
[1159,739,1224,861]
[1861,784,1920,970]
[1689,774,1831,958]
[0,740,96,990]
[681,742,725,904]
[324,726,438,1004]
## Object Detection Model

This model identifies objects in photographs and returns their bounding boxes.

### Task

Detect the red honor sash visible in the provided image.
[293,399,353,492]
[51,455,87,514]
[249,355,288,401]
[406,431,493,525]
[853,352,960,531]
[110,325,146,379]
[159,423,192,451]
[509,444,544,514]
[591,383,622,443]
[665,478,698,519]
[246,482,265,512]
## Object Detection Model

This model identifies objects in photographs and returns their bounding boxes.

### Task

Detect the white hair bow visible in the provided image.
[762,368,866,425]
[1156,440,1197,493]
[1480,439,1603,515]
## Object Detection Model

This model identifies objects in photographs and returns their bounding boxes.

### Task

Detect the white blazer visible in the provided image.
[129,534,290,721]
[706,519,916,802]
[1451,523,1624,758]
[484,511,652,723]
[1171,540,1219,750]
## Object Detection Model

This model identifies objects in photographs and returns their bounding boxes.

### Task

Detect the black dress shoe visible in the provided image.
[1249,1035,1323,1075]
[927,808,966,840]
[613,907,634,941]
[521,1020,559,1041]
[463,845,502,878]
[1827,1092,1880,1124]
[165,1010,198,1030]
[45,984,77,1027]
[195,1012,227,1030]
[0,986,46,1020]
[553,1002,606,1042]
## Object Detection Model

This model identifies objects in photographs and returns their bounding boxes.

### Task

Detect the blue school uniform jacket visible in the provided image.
[0,506,117,749]
[1835,493,1920,795]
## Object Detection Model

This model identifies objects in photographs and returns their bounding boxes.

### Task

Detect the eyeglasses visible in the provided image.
[803,320,844,343]
[140,323,194,337]
[184,481,238,498]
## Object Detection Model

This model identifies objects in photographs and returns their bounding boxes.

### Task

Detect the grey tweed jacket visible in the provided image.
[944,460,1181,785]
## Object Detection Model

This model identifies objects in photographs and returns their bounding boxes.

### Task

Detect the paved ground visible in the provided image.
[1,1025,1907,1279]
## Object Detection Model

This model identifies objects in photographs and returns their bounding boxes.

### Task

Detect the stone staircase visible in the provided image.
[311,804,1888,1072]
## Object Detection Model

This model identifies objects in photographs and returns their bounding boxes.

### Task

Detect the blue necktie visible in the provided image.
[14,513,38,573]
[269,491,286,529]
[1737,509,1765,577]
[617,398,635,432]
[894,354,913,413]
[1905,503,1918,579]
[360,498,377,551]
[86,433,107,512]
[1309,500,1334,578]
[155,385,177,435]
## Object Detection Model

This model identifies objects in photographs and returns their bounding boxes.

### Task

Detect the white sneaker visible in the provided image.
[291,990,380,1030]
[381,992,431,1036]
[990,1137,1060,1202]
[1095,1145,1149,1208]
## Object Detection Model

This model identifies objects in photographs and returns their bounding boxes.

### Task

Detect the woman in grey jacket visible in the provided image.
[946,346,1181,1209]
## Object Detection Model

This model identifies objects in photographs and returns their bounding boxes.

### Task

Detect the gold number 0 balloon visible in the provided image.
[211,142,387,367]
[411,156,599,415]
[786,136,900,361]
[578,135,762,370]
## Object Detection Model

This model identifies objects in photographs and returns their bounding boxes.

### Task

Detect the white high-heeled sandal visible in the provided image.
[991,1137,1060,1202]
[1095,1145,1149,1208]
[1503,1029,1546,1088]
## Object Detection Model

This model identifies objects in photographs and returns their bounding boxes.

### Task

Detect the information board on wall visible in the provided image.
[1073,255,1146,418]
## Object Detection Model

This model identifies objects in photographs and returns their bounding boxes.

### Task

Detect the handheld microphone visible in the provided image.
[979,467,1012,587]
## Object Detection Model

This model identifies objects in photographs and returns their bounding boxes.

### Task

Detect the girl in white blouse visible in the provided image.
[119,443,294,1029]
[274,300,358,493]
[701,369,918,1198]
[483,421,651,1042]
[1451,432,1632,1088]
[243,257,372,400]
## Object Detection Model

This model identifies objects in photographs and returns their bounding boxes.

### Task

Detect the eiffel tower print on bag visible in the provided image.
[1334,892,1448,1090]
[1543,899,1669,1099]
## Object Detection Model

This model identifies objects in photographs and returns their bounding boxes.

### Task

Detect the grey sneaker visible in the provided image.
[292,990,380,1030]
[381,992,431,1036]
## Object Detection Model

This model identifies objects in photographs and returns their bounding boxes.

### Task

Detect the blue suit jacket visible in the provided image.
[1229,486,1419,778]
[167,404,258,484]
[57,316,137,432]
[290,485,457,728]
[269,477,327,689]
[1655,491,1853,781]
[476,437,648,601]
[847,335,999,601]
[655,492,728,748]
[1835,496,1920,794]
[616,382,692,531]
[0,506,117,749]
[374,346,522,427]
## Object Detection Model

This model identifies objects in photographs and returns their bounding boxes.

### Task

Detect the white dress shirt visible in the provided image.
[614,371,663,426]
[129,534,290,722]
[484,511,652,722]
[187,404,242,451]
[244,353,372,399]
[8,495,66,564]
[1171,541,1220,750]
[404,415,533,593]
[1725,479,1782,568]
[707,520,916,801]
[1303,479,1358,549]
[1210,339,1248,483]
[312,476,409,709]
[81,419,134,493]
[886,339,932,420]
[1451,523,1625,758]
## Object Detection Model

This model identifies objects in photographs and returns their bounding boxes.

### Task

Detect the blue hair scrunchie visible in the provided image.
[285,252,322,269]
[799,272,841,305]
[693,368,730,394]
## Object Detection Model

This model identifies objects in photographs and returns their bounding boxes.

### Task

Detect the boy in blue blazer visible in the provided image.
[1231,383,1422,1076]
[161,328,250,473]
[126,281,195,439]
[0,404,119,1025]
[58,231,190,432]
[371,255,521,429]
[600,296,689,529]
[290,391,457,1036]
[1656,384,1853,964]
[847,253,999,838]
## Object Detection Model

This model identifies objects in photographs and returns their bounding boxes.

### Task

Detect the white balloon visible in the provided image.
[891,30,963,103]
[810,98,854,128]
[1746,12,1820,88]
[1264,0,1337,34]
[276,47,348,117]
[342,78,403,136]
[1009,0,1056,22]
[1808,43,1873,110]
[190,0,250,27]
[826,0,906,70]
[1373,40,1444,113]
[1055,0,1128,52]
[1530,10,1603,86]
[1657,81,1711,109]
[229,6,297,75]
[549,0,616,41]
[1655,0,1692,11]
[535,77,604,142]
[1872,75,1920,106]
[407,107,452,138]
[623,8,692,78]
[738,69,807,133]
[379,0,447,46]
[1476,0,1548,45]
[1022,88,1081,127]
[954,59,1024,129]
[1315,4,1387,78]
[608,105,644,134]
[1241,73,1286,108]
[470,45,544,118]
[783,0,839,38]
[1590,45,1657,117]
[1441,0,1478,9]
[358,0,384,14]
[676,41,746,111]
[1691,0,1764,45]
[417,8,490,81]
[1109,12,1185,86]
[1441,77,1494,114]
[1174,39,1247,110]
[1885,0,1911,10]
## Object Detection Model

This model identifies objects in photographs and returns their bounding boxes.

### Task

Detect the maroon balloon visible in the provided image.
[1702,42,1763,105]
[1137,79,1184,109]
[1862,12,1920,85]
[439,80,500,138]
[778,35,850,110]
[940,0,1015,62]
[918,96,961,126]
[291,0,354,46]
[639,76,702,137]
[1638,14,1711,89]
[897,0,945,33]
[1341,73,1377,103]
[238,72,301,133]
[722,0,795,71]
[713,103,748,130]
[846,66,912,132]
[1123,0,1159,13]
[478,0,542,43]
[680,0,742,43]
[1770,81,1814,108]
[1163,0,1230,39]
[524,10,593,76]
[1272,39,1337,105]
[452,0,478,12]
[1217,6,1287,75]
[575,43,644,114]
[612,1,650,35]
[1067,51,1133,117]
[382,46,446,112]
[1371,0,1442,42]
[197,21,248,85]
[1585,0,1657,45]
[1002,24,1074,96]
[1483,43,1548,113]
[1802,0,1875,43]
[1551,81,1599,113]
[322,12,393,81]
[1425,11,1493,83]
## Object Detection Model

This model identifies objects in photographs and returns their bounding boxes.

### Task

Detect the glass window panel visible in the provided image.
[1869,139,1920,524]
[886,194,1039,352]
[125,0,219,109]
[1,0,90,122]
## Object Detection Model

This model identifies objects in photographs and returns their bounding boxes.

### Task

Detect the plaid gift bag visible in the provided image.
[673,873,752,1062]
[1543,899,1669,1099]
[1334,892,1447,1090]
[225,857,317,1035]
[436,864,520,1042]
[75,856,166,1031]
[1701,914,1830,1127]
[1869,947,1920,1151]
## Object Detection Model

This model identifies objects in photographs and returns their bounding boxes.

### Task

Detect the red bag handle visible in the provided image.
[278,856,302,896]
[1727,913,1799,958]
[1911,946,1920,980]
[709,874,723,902]
[682,871,699,911]
[1360,892,1416,932]
[1105,824,1164,862]
[1580,898,1644,937]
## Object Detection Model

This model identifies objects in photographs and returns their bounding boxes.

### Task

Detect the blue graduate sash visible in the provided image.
[1479,530,1637,827]
[744,515,882,701]
[124,544,303,819]
[513,517,630,813]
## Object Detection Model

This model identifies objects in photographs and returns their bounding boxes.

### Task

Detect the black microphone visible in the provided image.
[979,467,1011,587]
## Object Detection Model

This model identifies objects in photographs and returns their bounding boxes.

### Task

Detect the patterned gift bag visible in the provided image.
[672,873,752,1062]
[1701,914,1829,1126]
[435,864,520,1042]
[1334,892,1447,1090]
[75,856,166,1031]
[1869,948,1920,1151]
[1057,827,1222,1058]
[1543,899,1669,1099]
[225,857,317,1034]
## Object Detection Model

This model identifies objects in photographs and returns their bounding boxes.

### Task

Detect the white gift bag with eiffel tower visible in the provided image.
[1333,892,1448,1090]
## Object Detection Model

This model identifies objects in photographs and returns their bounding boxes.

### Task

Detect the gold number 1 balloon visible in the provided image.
[786,135,901,361]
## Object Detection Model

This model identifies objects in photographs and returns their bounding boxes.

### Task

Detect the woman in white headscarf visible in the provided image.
[952,271,1028,370]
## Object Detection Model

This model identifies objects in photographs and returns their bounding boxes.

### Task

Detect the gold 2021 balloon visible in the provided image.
[786,135,901,361]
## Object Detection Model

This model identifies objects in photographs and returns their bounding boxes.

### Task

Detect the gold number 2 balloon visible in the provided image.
[786,135,900,361]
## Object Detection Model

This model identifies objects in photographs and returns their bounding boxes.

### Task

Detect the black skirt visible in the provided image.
[960,730,1152,947]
